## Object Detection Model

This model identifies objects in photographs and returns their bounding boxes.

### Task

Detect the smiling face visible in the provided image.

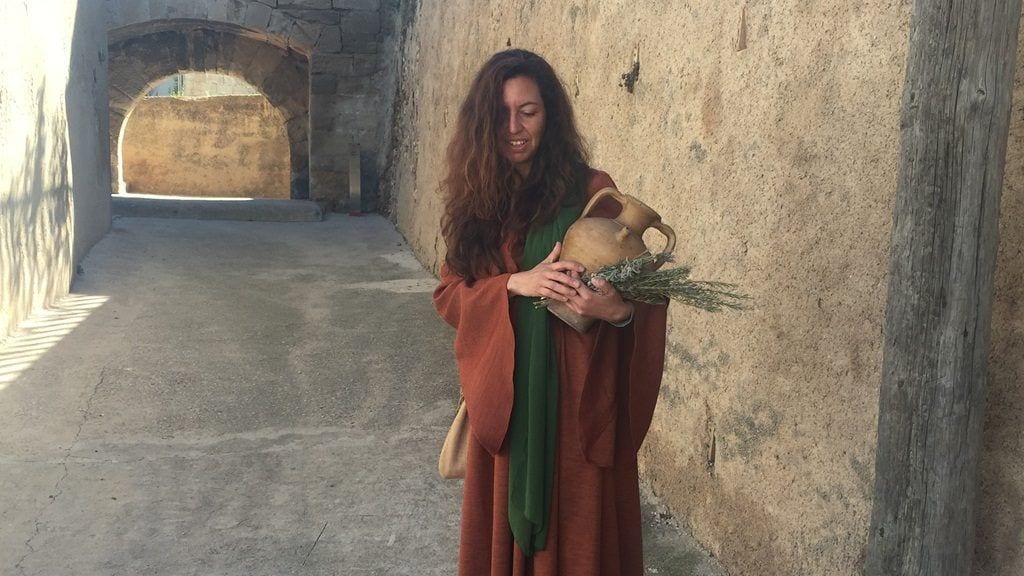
[499,76,546,177]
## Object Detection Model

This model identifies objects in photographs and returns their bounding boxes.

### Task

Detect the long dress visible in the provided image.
[433,170,669,576]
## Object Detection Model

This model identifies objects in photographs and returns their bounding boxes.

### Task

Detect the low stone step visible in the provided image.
[111,194,324,222]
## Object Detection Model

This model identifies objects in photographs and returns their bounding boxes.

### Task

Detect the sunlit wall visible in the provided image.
[385,2,1024,574]
[0,1,110,341]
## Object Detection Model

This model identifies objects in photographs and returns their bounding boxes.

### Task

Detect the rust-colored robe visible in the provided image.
[433,170,668,576]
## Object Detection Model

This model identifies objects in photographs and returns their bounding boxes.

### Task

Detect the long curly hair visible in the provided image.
[441,49,589,283]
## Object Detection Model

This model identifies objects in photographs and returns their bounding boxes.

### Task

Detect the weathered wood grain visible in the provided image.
[866,1,1021,574]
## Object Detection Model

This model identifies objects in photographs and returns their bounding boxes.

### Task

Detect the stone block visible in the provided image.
[316,25,343,53]
[253,0,278,6]
[225,33,260,74]
[148,0,172,19]
[167,1,206,18]
[267,10,295,37]
[207,32,239,73]
[350,54,381,76]
[340,9,381,35]
[310,169,350,206]
[115,0,151,25]
[311,53,353,75]
[311,74,339,95]
[245,1,274,28]
[224,0,249,22]
[342,34,379,54]
[262,58,308,102]
[334,74,376,93]
[311,151,338,170]
[278,93,310,120]
[207,0,230,21]
[310,126,337,147]
[289,20,322,50]
[290,149,310,171]
[107,47,157,96]
[104,0,123,24]
[280,0,334,8]
[244,43,286,86]
[332,94,378,119]
[186,28,226,71]
[286,112,312,142]
[312,114,337,136]
[379,7,398,36]
[282,8,342,24]
[333,0,379,10]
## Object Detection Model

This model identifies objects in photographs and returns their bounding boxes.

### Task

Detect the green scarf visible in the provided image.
[508,203,581,556]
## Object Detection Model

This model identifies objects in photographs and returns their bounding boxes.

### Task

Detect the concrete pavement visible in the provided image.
[0,213,726,575]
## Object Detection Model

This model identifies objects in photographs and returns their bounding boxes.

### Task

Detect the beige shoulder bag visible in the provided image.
[438,397,468,479]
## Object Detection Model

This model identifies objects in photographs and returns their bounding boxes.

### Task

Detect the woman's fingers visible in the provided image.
[542,277,578,300]
[542,242,562,264]
[548,259,584,274]
[541,243,584,273]
[564,276,626,320]
[506,250,586,299]
[564,298,586,315]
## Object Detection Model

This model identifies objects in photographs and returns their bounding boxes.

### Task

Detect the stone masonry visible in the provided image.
[105,0,398,208]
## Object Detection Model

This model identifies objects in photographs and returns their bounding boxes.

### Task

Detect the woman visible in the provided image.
[433,49,668,575]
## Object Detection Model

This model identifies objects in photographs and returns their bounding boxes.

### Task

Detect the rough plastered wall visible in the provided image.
[0,1,110,341]
[121,96,290,198]
[385,1,1024,574]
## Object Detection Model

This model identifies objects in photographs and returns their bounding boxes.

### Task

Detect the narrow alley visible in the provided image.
[0,213,723,575]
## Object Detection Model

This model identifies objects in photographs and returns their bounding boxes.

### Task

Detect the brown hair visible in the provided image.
[441,49,589,283]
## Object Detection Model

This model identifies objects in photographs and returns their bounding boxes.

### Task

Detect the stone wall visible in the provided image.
[383,2,1024,574]
[105,0,401,209]
[0,1,110,340]
[121,96,291,198]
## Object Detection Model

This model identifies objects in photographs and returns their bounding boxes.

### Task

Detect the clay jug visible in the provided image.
[548,187,676,332]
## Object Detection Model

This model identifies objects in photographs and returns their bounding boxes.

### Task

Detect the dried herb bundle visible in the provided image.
[540,252,749,312]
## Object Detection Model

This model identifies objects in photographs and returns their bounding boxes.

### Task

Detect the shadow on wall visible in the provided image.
[1,83,74,339]
[1,0,109,342]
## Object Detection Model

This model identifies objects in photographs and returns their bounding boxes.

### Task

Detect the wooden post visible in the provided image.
[866,1,1021,574]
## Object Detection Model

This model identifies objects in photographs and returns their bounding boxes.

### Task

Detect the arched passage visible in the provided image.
[108,20,310,199]
[121,73,291,198]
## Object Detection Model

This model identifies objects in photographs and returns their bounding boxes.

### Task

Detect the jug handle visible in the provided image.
[580,187,623,218]
[650,221,676,270]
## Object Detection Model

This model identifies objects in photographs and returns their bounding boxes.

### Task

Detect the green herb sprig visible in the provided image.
[538,252,750,312]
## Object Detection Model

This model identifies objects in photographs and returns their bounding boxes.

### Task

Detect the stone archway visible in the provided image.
[108,20,311,199]
[105,0,395,210]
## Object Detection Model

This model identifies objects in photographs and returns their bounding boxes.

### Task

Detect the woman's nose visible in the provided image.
[508,114,521,134]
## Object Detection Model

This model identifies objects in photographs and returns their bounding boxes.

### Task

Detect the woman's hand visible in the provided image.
[507,242,584,301]
[564,276,633,324]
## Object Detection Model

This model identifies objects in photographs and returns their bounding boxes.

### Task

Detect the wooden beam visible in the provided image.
[866,1,1021,574]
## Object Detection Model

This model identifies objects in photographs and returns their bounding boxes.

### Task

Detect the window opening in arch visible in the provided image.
[121,73,290,199]
[147,72,260,98]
